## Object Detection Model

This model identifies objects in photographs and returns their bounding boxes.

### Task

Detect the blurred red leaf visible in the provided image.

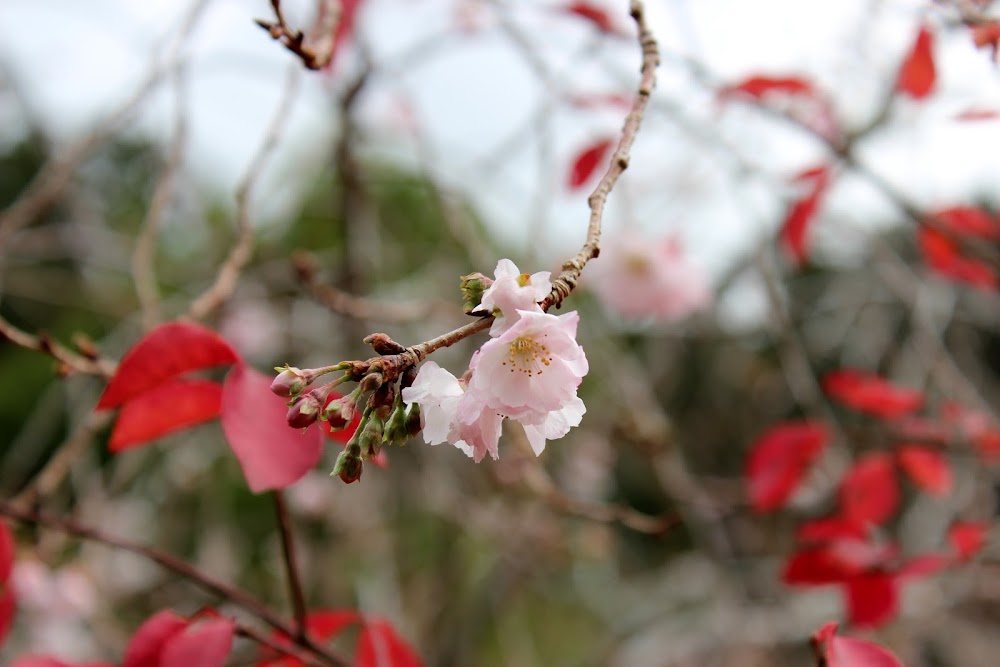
[745,420,828,512]
[11,659,114,667]
[918,227,997,290]
[329,0,364,68]
[356,618,422,667]
[258,610,361,667]
[97,322,239,410]
[567,138,613,190]
[949,521,989,561]
[796,515,867,543]
[159,619,234,667]
[123,610,189,667]
[0,520,13,583]
[812,621,903,667]
[896,445,952,496]
[783,546,857,585]
[897,25,936,99]
[844,571,898,628]
[930,207,999,239]
[563,2,617,34]
[780,165,831,264]
[823,370,923,419]
[109,379,223,453]
[955,108,1000,122]
[839,452,899,527]
[971,21,1000,54]
[719,75,814,100]
[221,365,324,493]
[898,553,951,579]
[0,585,14,649]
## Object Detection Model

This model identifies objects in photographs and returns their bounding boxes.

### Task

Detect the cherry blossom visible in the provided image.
[588,232,711,323]
[474,259,551,335]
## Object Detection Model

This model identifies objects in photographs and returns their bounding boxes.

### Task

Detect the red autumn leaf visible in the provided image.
[567,138,613,190]
[10,659,114,667]
[356,618,423,667]
[844,571,898,628]
[893,416,951,444]
[780,165,831,264]
[918,227,997,290]
[159,619,235,667]
[97,322,239,410]
[719,75,814,100]
[823,369,923,419]
[949,521,989,561]
[563,2,617,34]
[812,621,903,667]
[122,610,189,667]
[221,365,324,493]
[839,452,900,527]
[0,585,14,648]
[109,379,223,453]
[783,546,857,585]
[896,444,952,496]
[971,21,1000,53]
[796,515,868,543]
[897,25,936,100]
[745,420,828,512]
[897,553,951,580]
[258,610,361,667]
[0,520,13,583]
[930,207,999,239]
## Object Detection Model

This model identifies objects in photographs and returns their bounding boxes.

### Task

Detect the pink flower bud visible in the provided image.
[286,392,322,428]
[332,449,363,484]
[271,367,307,398]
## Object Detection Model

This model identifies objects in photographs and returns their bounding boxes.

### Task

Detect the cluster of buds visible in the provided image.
[271,337,422,484]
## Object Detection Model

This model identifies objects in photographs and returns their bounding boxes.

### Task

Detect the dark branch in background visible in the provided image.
[0,315,115,377]
[273,490,309,640]
[0,500,351,667]
[256,0,340,70]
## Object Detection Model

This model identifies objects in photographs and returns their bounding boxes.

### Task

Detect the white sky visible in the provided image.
[1,0,999,285]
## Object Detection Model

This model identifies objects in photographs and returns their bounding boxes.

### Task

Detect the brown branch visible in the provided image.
[0,315,115,378]
[186,66,301,321]
[543,0,660,310]
[256,0,341,70]
[272,490,308,639]
[0,500,351,667]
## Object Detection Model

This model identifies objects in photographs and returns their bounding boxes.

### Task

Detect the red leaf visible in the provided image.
[823,370,923,419]
[949,521,989,561]
[563,2,617,34]
[897,25,936,100]
[257,610,361,667]
[329,0,364,68]
[783,546,856,585]
[719,75,814,100]
[919,227,997,290]
[98,322,239,410]
[930,207,999,239]
[10,659,114,667]
[122,610,189,667]
[971,22,1000,52]
[844,571,898,628]
[221,365,324,493]
[898,553,951,580]
[796,515,868,543]
[780,165,831,264]
[0,585,14,648]
[109,379,223,453]
[896,445,952,496]
[159,619,235,667]
[356,618,422,667]
[813,622,903,667]
[567,138,613,190]
[745,420,828,512]
[0,520,13,583]
[839,452,900,527]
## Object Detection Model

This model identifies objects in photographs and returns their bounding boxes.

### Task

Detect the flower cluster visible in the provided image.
[402,260,588,461]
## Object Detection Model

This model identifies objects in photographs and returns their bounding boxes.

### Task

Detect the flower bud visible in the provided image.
[363,333,405,355]
[332,449,363,484]
[359,416,384,458]
[271,366,307,398]
[405,403,422,438]
[286,392,322,428]
[358,372,384,395]
[382,405,408,445]
[322,398,350,430]
[460,272,493,315]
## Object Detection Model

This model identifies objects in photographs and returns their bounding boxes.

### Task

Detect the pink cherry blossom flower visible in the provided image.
[589,232,711,323]
[521,395,586,455]
[467,310,588,420]
[475,259,552,335]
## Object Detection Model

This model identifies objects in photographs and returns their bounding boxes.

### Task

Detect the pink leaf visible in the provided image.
[159,619,235,667]
[109,379,223,453]
[896,445,952,496]
[122,610,189,667]
[745,420,828,512]
[780,165,831,264]
[897,25,936,99]
[813,622,903,667]
[221,365,324,493]
[823,370,923,420]
[567,138,613,190]
[329,0,364,69]
[356,618,422,667]
[844,571,898,628]
[97,322,239,410]
[955,108,1000,122]
[949,521,989,561]
[839,452,899,527]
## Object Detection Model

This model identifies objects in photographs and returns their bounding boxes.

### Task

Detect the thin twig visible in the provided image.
[0,500,351,667]
[273,490,309,639]
[186,66,302,321]
[0,314,115,377]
